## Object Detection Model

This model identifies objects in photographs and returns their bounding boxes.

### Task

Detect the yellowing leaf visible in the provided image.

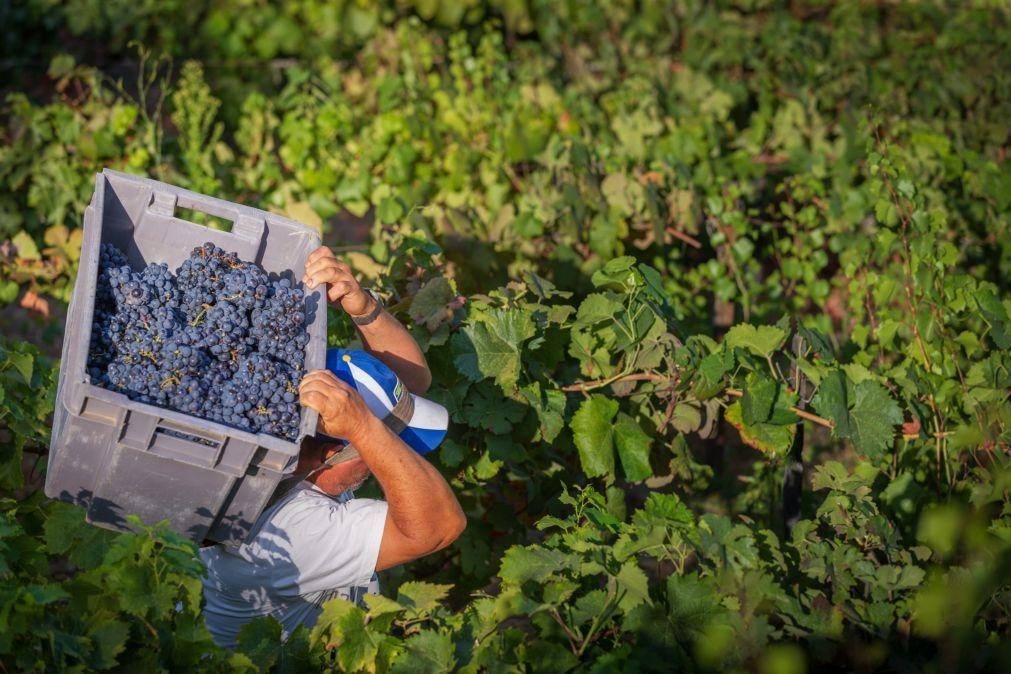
[724,401,795,455]
[11,231,40,261]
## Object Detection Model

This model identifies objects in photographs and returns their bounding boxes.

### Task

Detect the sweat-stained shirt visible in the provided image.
[199,481,388,648]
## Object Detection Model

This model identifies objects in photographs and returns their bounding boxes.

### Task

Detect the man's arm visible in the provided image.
[303,246,432,394]
[299,370,466,570]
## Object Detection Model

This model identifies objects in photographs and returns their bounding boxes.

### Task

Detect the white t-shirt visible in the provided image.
[199,481,388,649]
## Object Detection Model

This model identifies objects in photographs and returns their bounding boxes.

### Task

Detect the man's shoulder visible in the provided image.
[257,483,352,530]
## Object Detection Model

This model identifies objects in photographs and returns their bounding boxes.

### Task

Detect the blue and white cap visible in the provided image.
[324,348,448,455]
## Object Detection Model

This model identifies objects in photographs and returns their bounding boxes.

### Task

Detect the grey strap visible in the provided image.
[384,391,414,434]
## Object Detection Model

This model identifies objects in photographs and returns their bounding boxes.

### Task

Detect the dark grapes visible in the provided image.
[87,242,309,441]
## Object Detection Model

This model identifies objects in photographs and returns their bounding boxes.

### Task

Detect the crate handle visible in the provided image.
[148,423,224,467]
[149,190,265,246]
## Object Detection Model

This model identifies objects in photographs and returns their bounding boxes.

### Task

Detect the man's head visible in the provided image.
[296,435,371,495]
[293,349,449,496]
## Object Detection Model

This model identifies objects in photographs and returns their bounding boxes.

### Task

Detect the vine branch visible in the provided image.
[560,372,670,392]
[724,389,834,429]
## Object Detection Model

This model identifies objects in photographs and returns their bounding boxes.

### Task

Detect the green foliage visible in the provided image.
[2,1,1011,671]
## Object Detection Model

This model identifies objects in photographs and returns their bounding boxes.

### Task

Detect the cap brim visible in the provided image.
[399,394,448,455]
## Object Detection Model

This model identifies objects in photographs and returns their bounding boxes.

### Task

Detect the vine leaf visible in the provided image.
[614,559,652,612]
[500,546,572,584]
[11,230,41,261]
[235,617,285,670]
[571,395,619,479]
[392,631,457,674]
[86,618,130,670]
[6,350,34,384]
[397,582,453,618]
[574,292,623,326]
[811,369,851,435]
[409,277,455,331]
[813,370,902,458]
[614,413,653,482]
[977,290,1011,349]
[849,380,903,458]
[740,373,776,425]
[453,308,535,389]
[724,401,796,455]
[520,383,567,443]
[725,324,787,358]
[671,402,702,434]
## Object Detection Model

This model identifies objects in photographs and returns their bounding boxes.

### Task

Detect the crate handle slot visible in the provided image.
[149,190,265,246]
[147,422,224,468]
[154,425,222,450]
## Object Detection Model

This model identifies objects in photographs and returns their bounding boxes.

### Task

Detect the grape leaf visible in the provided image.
[724,401,795,455]
[519,383,566,442]
[392,630,456,674]
[812,371,901,458]
[376,196,405,224]
[799,325,835,362]
[310,599,361,649]
[574,292,622,326]
[409,277,454,330]
[615,559,651,612]
[364,593,405,619]
[614,412,653,481]
[740,373,776,425]
[0,280,17,304]
[849,380,903,458]
[86,618,130,670]
[601,173,645,216]
[235,617,284,670]
[811,369,852,437]
[699,347,733,384]
[665,573,727,641]
[725,324,787,358]
[454,308,535,389]
[5,350,34,384]
[977,290,1011,349]
[671,402,702,434]
[570,395,619,478]
[643,492,695,529]
[571,589,609,626]
[333,609,377,672]
[11,230,40,260]
[499,546,573,584]
[396,582,452,617]
[460,386,526,433]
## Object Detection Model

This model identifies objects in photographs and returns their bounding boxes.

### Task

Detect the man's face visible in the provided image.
[297,437,372,496]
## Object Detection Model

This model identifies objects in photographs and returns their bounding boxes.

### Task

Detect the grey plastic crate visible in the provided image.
[44,169,327,545]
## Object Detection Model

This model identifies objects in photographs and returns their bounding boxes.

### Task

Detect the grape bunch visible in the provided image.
[87,242,311,441]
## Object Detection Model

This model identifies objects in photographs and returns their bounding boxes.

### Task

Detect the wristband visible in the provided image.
[350,288,384,326]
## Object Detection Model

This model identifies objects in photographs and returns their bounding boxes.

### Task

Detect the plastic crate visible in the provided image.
[44,170,327,545]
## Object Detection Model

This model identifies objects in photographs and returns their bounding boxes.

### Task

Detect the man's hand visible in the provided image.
[301,245,432,395]
[302,246,375,317]
[298,370,376,442]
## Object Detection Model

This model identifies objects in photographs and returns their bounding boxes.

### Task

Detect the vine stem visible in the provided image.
[560,372,669,392]
[549,608,581,654]
[576,590,624,657]
[873,127,948,483]
[664,225,702,249]
[724,389,834,429]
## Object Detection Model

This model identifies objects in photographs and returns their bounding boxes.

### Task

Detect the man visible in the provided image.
[199,246,466,648]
